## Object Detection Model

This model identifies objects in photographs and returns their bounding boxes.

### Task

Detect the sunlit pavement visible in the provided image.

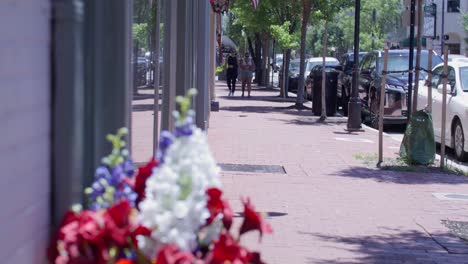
[204,81,468,264]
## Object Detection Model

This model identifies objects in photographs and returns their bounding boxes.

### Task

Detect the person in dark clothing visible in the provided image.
[225,50,238,96]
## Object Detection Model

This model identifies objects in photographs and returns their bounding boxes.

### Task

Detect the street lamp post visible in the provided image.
[347,0,362,130]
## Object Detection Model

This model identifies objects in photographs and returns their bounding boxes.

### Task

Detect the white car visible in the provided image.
[418,60,468,161]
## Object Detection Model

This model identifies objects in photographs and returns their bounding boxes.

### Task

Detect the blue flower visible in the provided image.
[158,131,174,162]
[123,159,135,177]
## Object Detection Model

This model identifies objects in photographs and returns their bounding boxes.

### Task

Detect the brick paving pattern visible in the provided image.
[133,82,468,263]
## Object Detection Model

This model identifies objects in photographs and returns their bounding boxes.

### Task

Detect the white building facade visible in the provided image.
[401,0,467,55]
[0,0,217,262]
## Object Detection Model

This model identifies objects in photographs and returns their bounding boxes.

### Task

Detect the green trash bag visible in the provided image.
[399,110,436,165]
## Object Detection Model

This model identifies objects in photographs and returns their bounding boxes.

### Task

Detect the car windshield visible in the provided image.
[460,67,468,92]
[378,52,443,79]
[276,56,283,64]
[290,61,300,73]
[306,60,338,72]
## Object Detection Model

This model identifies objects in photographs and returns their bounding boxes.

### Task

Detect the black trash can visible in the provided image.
[312,69,339,116]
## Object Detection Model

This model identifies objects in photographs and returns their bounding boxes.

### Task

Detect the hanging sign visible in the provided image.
[423,3,436,39]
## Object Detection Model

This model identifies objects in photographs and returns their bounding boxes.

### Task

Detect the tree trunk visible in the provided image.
[296,0,312,106]
[254,33,263,85]
[320,20,329,120]
[280,49,287,97]
[285,49,292,97]
[261,34,270,87]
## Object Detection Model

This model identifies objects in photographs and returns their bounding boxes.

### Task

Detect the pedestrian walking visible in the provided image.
[225,50,238,96]
[239,52,255,98]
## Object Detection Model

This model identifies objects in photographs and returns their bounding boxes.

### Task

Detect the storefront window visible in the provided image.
[447,0,460,13]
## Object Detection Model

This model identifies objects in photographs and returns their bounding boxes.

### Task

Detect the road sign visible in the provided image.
[423,3,436,39]
[424,3,436,16]
[423,16,436,39]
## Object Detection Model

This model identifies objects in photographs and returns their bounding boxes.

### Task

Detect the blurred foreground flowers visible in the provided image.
[48,89,272,264]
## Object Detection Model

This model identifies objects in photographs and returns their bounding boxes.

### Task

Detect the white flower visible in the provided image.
[138,126,221,256]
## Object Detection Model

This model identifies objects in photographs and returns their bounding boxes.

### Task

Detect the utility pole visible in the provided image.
[347,0,362,130]
[407,0,416,121]
[372,8,376,50]
[413,0,423,113]
[271,39,275,87]
[441,0,445,55]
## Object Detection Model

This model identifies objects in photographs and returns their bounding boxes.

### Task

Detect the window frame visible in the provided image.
[447,0,460,13]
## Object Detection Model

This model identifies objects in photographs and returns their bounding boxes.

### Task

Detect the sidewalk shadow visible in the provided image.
[301,229,468,264]
[332,166,468,185]
[132,103,162,112]
[270,116,347,126]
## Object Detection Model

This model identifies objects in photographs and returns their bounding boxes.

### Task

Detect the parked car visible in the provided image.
[417,60,468,161]
[286,59,301,92]
[358,49,443,128]
[448,54,467,62]
[132,56,149,87]
[272,54,283,72]
[304,57,340,98]
[278,59,299,92]
[336,52,367,115]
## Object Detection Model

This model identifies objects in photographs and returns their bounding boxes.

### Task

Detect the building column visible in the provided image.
[195,0,211,129]
[83,0,132,185]
[209,10,216,126]
[51,0,86,226]
[161,0,211,131]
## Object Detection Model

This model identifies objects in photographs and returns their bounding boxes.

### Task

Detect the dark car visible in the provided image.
[358,49,443,128]
[304,58,340,99]
[286,59,301,92]
[133,56,149,87]
[337,52,367,115]
[278,59,300,92]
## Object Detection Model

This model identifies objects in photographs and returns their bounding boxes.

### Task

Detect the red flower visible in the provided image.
[116,259,136,264]
[239,197,273,240]
[48,210,110,264]
[78,211,105,244]
[206,233,252,264]
[103,200,152,249]
[249,252,266,264]
[48,211,81,261]
[104,200,132,246]
[206,188,233,230]
[134,158,158,205]
[155,244,196,264]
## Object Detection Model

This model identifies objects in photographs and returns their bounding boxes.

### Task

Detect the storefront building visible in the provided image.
[0,0,216,262]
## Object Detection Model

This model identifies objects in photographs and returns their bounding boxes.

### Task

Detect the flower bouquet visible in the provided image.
[48,89,272,264]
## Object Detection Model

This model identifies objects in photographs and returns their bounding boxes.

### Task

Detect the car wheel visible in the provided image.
[453,120,468,161]
[369,90,380,129]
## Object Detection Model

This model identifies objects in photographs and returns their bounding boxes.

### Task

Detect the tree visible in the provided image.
[313,0,353,120]
[296,0,313,107]
[231,0,300,90]
[230,0,275,86]
[463,12,468,54]
[306,19,346,56]
[133,23,149,54]
[335,0,402,51]
[271,22,299,98]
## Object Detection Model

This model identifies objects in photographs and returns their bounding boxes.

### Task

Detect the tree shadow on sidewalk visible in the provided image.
[301,229,468,264]
[331,166,468,185]
[268,116,348,126]
[132,103,162,112]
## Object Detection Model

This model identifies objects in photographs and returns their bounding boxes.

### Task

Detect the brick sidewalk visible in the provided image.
[131,82,468,263]
[206,82,468,263]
